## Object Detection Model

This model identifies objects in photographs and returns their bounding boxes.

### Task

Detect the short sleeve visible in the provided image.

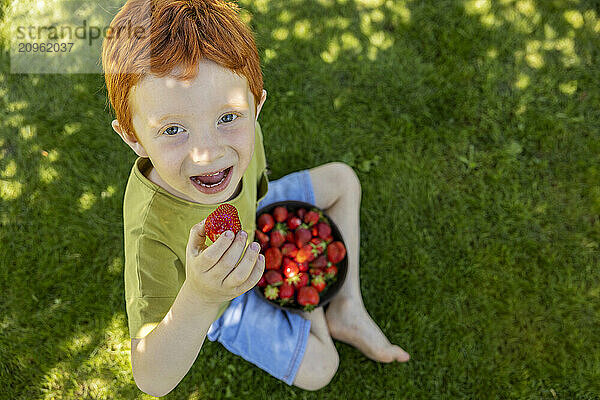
[255,121,269,204]
[125,234,184,339]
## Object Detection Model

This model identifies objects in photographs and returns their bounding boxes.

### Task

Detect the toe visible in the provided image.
[393,346,410,362]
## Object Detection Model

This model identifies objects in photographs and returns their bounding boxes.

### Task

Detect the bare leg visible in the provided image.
[308,162,410,363]
[293,307,339,390]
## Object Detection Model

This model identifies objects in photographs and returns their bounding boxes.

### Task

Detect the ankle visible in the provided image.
[328,294,361,310]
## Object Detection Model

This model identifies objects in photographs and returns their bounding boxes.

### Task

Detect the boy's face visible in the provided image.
[113,59,266,205]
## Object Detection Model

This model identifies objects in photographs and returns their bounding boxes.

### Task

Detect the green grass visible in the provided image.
[1,0,599,398]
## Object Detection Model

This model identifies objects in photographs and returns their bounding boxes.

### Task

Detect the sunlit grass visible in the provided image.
[1,0,599,398]
[0,178,22,199]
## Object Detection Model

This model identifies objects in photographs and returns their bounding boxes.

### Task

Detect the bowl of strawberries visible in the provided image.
[254,201,347,312]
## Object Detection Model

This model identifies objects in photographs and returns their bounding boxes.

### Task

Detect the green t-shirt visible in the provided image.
[123,122,269,339]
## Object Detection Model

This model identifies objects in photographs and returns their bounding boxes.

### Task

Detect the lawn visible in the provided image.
[1,0,599,398]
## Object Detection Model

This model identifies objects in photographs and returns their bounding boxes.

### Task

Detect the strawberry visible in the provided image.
[297,286,319,311]
[309,267,324,277]
[292,272,309,289]
[285,231,295,243]
[309,237,327,257]
[310,255,328,269]
[311,226,318,237]
[281,243,298,258]
[311,274,326,292]
[287,216,302,230]
[324,263,338,280]
[283,262,299,279]
[265,270,283,286]
[205,204,242,242]
[258,213,275,233]
[283,257,297,269]
[273,206,288,223]
[297,261,309,272]
[317,222,331,240]
[257,274,267,288]
[295,228,311,248]
[283,257,296,268]
[270,224,286,248]
[304,210,320,226]
[296,208,307,219]
[278,282,294,304]
[255,230,270,251]
[327,241,346,263]
[295,244,315,263]
[264,285,279,300]
[265,247,283,270]
[324,235,334,244]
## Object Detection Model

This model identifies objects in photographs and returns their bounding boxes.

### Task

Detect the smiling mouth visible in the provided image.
[190,166,233,193]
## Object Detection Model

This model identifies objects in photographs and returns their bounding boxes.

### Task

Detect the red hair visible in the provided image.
[102,0,263,141]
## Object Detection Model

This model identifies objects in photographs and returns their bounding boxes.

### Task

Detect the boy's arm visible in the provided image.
[130,221,264,397]
[130,280,221,397]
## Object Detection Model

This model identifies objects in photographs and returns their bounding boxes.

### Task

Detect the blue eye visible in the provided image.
[219,113,238,124]
[163,126,184,136]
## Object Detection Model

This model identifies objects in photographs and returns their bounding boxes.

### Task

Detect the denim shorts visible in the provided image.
[206,169,315,385]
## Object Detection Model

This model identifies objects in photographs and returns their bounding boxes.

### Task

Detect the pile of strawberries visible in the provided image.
[255,205,346,312]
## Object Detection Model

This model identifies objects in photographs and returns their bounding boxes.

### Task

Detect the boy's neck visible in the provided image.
[145,164,242,203]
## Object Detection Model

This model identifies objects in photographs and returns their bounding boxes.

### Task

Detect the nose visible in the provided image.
[189,130,225,164]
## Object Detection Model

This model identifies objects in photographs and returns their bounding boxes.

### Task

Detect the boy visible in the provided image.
[102,0,409,396]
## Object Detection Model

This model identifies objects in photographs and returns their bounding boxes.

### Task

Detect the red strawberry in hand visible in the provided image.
[273,206,288,223]
[327,241,346,263]
[205,204,242,242]
[258,213,275,233]
[265,247,283,270]
[297,286,319,311]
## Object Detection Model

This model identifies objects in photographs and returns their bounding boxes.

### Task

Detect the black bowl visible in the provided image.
[254,200,348,311]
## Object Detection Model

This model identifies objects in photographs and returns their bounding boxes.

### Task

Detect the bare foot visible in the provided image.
[325,297,410,363]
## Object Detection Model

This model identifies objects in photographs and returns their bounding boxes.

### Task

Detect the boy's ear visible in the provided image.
[255,89,267,120]
[111,120,149,158]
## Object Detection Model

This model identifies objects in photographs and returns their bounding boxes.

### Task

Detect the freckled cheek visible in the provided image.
[227,129,254,162]
[150,145,185,176]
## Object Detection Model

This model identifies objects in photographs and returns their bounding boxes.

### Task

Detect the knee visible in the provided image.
[293,341,339,391]
[306,348,340,391]
[326,162,361,196]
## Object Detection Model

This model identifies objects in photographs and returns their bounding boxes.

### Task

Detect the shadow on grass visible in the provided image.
[0,0,599,398]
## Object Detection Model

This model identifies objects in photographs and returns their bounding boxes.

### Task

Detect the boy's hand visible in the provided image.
[185,219,265,304]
